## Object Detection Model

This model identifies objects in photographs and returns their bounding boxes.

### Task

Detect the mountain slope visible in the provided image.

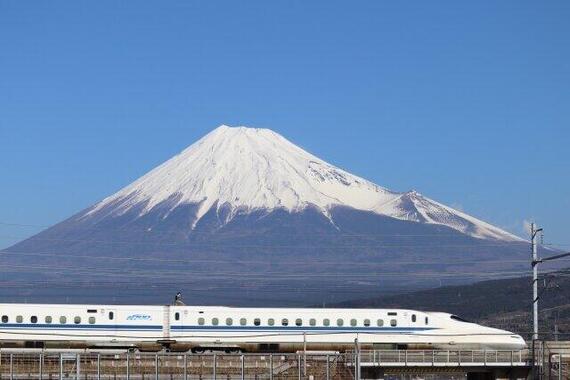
[3,125,529,305]
[83,125,521,241]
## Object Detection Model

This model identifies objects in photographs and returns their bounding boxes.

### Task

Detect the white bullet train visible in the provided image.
[0,303,526,352]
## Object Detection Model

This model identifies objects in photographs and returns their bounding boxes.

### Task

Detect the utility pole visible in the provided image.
[531,223,542,342]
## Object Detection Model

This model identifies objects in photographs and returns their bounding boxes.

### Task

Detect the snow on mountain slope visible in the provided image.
[84,125,523,242]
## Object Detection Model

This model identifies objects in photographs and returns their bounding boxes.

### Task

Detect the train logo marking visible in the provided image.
[127,314,152,321]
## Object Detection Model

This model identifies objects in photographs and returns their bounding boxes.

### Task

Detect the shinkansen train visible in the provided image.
[0,304,526,352]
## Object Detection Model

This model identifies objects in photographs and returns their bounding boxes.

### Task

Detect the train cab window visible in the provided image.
[323,319,330,326]
[268,318,275,326]
[309,318,316,326]
[295,318,302,326]
[60,316,67,324]
[212,318,219,326]
[174,312,180,321]
[31,316,38,324]
[281,318,289,326]
[390,319,397,327]
[411,314,416,323]
[45,316,52,324]
[450,315,470,323]
[1,315,8,323]
[74,316,81,324]
[337,319,344,327]
[377,319,384,327]
[254,318,261,326]
[89,317,96,324]
[108,312,114,320]
[226,318,233,326]
[388,312,397,316]
[240,318,247,326]
[425,317,429,325]
[363,319,370,327]
[198,318,205,326]
[16,316,23,323]
[350,319,357,327]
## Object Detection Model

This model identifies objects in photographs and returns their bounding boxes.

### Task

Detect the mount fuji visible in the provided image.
[4,125,528,305]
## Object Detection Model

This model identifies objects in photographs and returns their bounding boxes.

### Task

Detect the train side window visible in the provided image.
[281,318,289,326]
[309,318,316,326]
[425,317,429,325]
[174,312,180,321]
[411,314,416,323]
[364,319,370,327]
[337,319,344,327]
[31,316,38,323]
[1,315,8,323]
[60,316,67,324]
[377,319,384,327]
[226,318,233,326]
[350,319,357,327]
[74,316,81,324]
[212,318,219,326]
[45,316,52,324]
[323,319,330,326]
[16,315,23,323]
[89,317,96,324]
[390,319,397,327]
[267,318,275,326]
[240,318,247,326]
[295,318,302,326]
[108,312,114,320]
[388,312,397,316]
[198,318,205,326]
[254,318,261,326]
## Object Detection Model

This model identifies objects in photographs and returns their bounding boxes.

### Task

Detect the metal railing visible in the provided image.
[358,349,529,367]
[0,349,530,379]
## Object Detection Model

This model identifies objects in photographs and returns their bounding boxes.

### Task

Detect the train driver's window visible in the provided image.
[377,319,384,327]
[45,316,52,324]
[309,318,316,326]
[31,316,38,323]
[1,315,8,323]
[267,318,275,326]
[198,318,205,326]
[212,318,219,326]
[254,318,261,326]
[240,318,247,326]
[89,317,96,324]
[281,318,289,326]
[74,317,81,324]
[108,312,114,320]
[425,317,429,325]
[60,316,67,324]
[226,318,233,326]
[411,314,416,322]
[350,319,357,327]
[295,318,302,326]
[390,319,397,327]
[363,319,370,327]
[323,318,330,326]
[337,319,344,327]
[16,316,23,323]
[174,312,180,321]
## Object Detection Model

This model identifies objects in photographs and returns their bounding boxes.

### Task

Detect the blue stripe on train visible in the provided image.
[0,324,436,333]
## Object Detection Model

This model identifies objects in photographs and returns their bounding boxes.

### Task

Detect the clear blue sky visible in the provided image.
[1,1,568,249]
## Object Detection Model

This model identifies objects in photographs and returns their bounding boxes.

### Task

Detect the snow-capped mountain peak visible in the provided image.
[85,125,522,242]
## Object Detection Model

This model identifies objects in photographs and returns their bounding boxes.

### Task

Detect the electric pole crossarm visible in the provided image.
[538,251,570,263]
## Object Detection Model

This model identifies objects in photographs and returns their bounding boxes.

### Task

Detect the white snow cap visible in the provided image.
[87,125,522,241]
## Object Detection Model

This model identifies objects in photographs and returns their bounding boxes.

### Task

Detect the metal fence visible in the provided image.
[0,351,356,380]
